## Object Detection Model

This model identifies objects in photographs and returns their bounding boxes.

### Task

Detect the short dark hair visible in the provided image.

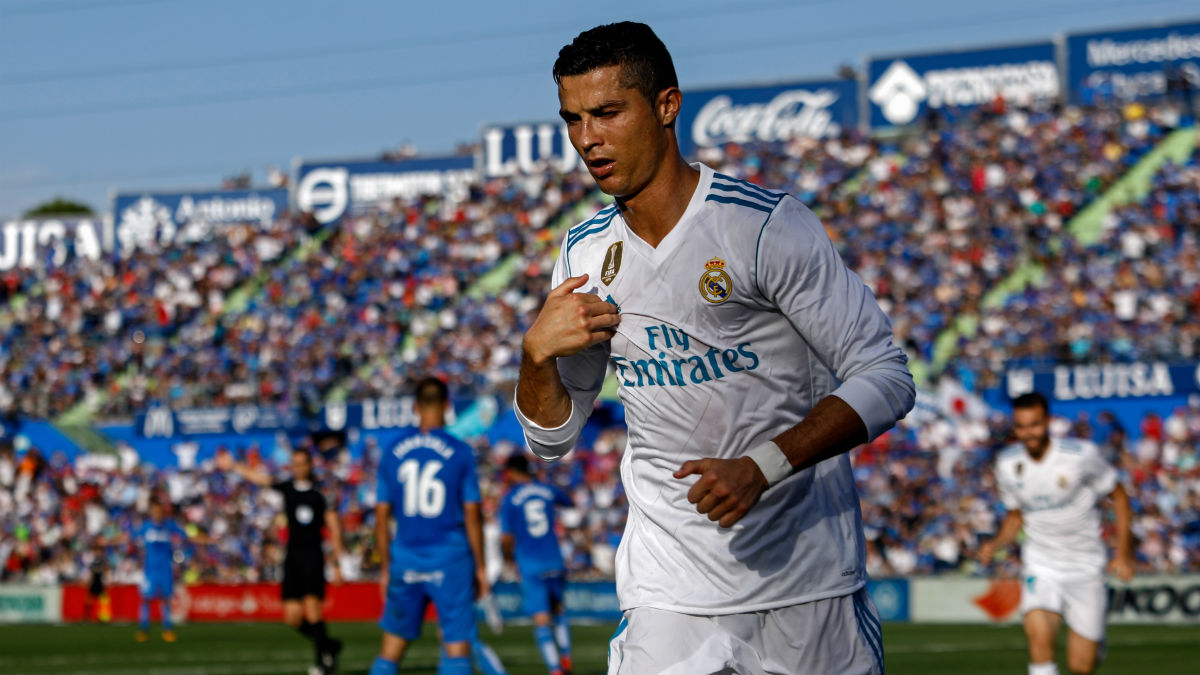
[505,453,530,476]
[553,22,678,104]
[414,377,449,406]
[1012,392,1049,414]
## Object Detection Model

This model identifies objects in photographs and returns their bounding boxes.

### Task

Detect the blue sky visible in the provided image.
[0,0,1197,218]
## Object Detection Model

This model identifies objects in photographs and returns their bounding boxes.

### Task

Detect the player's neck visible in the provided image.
[617,154,699,249]
[1026,438,1050,462]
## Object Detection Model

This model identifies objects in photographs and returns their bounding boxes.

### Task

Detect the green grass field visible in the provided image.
[1,622,1197,674]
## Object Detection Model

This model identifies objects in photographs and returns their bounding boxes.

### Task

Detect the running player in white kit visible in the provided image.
[978,393,1134,675]
[515,22,915,675]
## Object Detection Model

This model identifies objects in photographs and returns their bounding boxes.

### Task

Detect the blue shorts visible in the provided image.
[380,556,476,644]
[141,570,173,600]
[522,571,566,617]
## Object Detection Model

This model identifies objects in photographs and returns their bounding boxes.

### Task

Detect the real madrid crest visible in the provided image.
[699,256,732,304]
[1057,475,1068,489]
[602,241,623,285]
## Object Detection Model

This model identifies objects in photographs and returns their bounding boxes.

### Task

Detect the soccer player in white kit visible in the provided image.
[977,393,1134,675]
[515,22,915,675]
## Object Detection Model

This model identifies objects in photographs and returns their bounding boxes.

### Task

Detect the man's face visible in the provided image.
[558,65,670,198]
[1012,406,1050,457]
[291,452,313,481]
[149,502,164,521]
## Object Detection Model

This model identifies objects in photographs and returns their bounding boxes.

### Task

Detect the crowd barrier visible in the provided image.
[6,576,1197,624]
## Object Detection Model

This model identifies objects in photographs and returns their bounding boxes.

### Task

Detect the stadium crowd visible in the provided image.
[950,134,1200,381]
[2,400,1198,586]
[2,98,1199,587]
[4,100,1189,423]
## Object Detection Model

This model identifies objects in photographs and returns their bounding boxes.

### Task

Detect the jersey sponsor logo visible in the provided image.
[699,256,732,304]
[402,569,445,585]
[611,324,761,389]
[295,505,314,525]
[601,241,623,285]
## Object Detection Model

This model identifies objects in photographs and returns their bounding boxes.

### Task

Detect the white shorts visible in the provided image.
[607,587,883,675]
[1020,572,1107,642]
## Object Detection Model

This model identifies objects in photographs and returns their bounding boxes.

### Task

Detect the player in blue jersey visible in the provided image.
[500,454,575,675]
[132,498,202,642]
[369,377,490,675]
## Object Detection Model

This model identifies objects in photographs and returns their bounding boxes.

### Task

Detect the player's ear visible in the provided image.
[657,87,682,128]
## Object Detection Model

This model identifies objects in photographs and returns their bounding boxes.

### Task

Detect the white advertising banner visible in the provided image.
[0,585,63,623]
[912,575,1200,624]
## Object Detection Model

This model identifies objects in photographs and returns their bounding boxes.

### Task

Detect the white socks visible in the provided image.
[1029,661,1059,675]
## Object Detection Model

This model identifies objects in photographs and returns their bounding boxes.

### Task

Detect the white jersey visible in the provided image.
[995,436,1120,579]
[517,163,914,614]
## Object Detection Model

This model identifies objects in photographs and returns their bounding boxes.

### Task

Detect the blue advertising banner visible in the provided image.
[295,155,476,224]
[1005,361,1200,403]
[481,122,581,177]
[0,217,111,270]
[135,397,473,439]
[1066,20,1200,103]
[112,188,289,253]
[136,404,304,439]
[999,361,1200,440]
[868,42,1059,128]
[868,578,911,622]
[490,580,619,623]
[489,579,909,623]
[676,79,858,158]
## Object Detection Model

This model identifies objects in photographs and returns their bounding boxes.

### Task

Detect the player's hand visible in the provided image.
[976,541,996,565]
[523,274,620,365]
[474,566,490,601]
[674,457,768,528]
[1108,553,1134,582]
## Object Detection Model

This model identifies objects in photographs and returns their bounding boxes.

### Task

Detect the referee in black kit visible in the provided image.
[218,446,346,675]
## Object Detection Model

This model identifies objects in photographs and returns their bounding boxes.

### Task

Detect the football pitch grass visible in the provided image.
[2,622,1197,674]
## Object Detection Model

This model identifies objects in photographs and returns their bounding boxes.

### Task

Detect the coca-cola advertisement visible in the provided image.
[676,79,859,157]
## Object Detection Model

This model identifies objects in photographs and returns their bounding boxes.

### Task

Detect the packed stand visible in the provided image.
[0,424,631,586]
[951,132,1200,380]
[854,397,1200,577]
[4,396,1199,586]
[0,213,317,420]
[101,170,601,418]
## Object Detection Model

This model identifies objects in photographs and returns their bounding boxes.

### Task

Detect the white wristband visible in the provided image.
[746,441,791,487]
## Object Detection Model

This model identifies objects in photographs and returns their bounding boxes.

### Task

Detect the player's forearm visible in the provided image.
[770,395,869,473]
[501,535,516,565]
[464,505,486,571]
[1112,485,1134,558]
[990,511,1024,549]
[232,462,271,487]
[374,506,390,570]
[327,513,346,560]
[515,354,587,461]
[516,348,573,428]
